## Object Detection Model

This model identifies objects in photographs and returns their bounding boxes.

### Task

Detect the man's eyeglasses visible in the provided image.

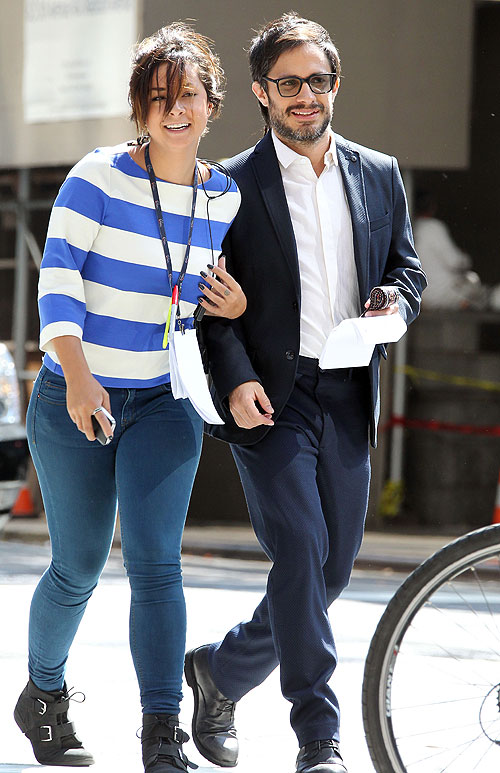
[262,73,337,98]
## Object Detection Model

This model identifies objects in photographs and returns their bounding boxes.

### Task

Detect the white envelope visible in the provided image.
[319,314,407,369]
[169,329,224,424]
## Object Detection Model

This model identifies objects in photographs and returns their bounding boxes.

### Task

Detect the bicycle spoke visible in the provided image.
[402,728,487,769]
[470,565,500,642]
[471,741,499,771]
[439,578,500,660]
[439,729,490,772]
[392,694,489,712]
[423,599,500,666]
[397,718,490,739]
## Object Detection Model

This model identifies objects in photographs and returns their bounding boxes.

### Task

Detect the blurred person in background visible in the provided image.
[13,23,244,773]
[414,189,500,310]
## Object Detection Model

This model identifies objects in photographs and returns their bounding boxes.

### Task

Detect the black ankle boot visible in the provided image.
[14,678,94,767]
[141,714,197,772]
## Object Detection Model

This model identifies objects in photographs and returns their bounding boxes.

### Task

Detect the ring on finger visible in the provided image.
[91,406,103,416]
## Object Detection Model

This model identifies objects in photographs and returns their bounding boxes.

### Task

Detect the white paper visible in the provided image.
[319,314,407,369]
[169,330,224,424]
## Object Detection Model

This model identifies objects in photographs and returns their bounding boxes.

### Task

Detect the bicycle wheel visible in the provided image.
[362,524,500,773]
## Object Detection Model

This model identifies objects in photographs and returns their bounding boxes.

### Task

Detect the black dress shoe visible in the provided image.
[184,646,238,767]
[295,740,347,773]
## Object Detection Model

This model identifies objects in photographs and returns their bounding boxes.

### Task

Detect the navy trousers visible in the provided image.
[207,357,371,747]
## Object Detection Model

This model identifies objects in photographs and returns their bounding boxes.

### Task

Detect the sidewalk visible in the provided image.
[0,513,460,573]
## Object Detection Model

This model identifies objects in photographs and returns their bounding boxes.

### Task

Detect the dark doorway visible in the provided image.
[415,1,500,284]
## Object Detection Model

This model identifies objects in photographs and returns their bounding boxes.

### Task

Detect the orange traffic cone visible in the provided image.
[11,486,37,517]
[492,470,500,525]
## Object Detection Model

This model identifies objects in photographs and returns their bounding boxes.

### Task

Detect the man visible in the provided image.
[186,13,426,773]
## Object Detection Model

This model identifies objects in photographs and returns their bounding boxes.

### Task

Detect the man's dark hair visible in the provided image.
[249,11,341,128]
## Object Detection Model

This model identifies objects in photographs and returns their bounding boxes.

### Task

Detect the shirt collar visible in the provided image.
[272,128,338,170]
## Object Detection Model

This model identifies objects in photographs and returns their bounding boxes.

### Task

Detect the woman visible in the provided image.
[14,24,244,773]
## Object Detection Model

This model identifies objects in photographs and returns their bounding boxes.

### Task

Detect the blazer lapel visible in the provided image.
[250,133,300,297]
[336,138,370,302]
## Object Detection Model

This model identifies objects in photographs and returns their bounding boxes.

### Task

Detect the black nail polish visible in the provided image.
[198,282,206,291]
[200,270,208,278]
[198,296,204,303]
[207,264,214,270]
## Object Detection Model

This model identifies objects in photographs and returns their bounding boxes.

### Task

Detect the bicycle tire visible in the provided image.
[362,523,500,773]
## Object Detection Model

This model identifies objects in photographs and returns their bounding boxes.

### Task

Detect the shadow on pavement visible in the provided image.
[0,766,41,772]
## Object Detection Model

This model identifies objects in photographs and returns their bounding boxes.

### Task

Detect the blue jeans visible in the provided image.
[27,366,202,715]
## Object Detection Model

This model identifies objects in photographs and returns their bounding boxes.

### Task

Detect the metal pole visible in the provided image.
[380,169,413,517]
[389,334,408,483]
[12,168,30,380]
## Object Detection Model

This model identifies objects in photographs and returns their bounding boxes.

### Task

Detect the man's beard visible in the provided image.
[268,99,332,144]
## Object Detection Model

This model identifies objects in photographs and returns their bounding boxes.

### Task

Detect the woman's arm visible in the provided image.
[52,336,113,442]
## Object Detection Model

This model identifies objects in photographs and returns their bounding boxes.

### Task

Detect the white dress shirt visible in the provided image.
[272,130,360,359]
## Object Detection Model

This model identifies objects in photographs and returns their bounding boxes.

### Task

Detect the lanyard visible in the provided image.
[144,144,198,343]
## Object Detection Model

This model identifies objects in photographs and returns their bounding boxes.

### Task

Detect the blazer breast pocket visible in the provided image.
[369,212,390,233]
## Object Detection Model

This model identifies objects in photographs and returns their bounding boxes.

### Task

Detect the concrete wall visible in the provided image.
[0,0,474,169]
[404,310,500,531]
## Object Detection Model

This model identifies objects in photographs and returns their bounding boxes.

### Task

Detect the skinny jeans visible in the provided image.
[27,365,202,715]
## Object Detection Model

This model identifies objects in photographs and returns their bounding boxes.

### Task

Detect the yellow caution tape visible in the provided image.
[399,366,500,393]
[378,479,404,519]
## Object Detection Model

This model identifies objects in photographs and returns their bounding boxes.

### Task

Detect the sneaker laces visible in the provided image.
[42,686,86,748]
[65,687,86,704]
[302,739,341,761]
[318,740,338,751]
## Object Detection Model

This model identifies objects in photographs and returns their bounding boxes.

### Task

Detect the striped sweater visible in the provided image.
[39,143,241,388]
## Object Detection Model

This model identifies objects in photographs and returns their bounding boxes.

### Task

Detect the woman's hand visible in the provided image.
[66,373,113,442]
[52,335,114,442]
[197,255,247,319]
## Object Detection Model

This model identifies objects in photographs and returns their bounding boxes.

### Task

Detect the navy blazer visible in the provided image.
[203,131,426,447]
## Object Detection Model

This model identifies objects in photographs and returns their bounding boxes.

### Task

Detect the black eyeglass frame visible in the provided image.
[262,72,337,98]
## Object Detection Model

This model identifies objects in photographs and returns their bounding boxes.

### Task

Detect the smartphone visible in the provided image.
[91,406,116,445]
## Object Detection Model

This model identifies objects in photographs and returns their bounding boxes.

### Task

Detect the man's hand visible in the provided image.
[364,299,400,317]
[229,381,274,429]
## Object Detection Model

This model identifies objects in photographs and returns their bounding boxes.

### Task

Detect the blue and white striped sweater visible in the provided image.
[39,144,241,388]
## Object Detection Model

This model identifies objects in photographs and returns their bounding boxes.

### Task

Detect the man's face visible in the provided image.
[252,43,339,145]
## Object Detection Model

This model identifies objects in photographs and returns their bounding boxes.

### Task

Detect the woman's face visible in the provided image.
[146,62,212,153]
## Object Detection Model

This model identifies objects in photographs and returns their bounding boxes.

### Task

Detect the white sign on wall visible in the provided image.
[23,0,137,124]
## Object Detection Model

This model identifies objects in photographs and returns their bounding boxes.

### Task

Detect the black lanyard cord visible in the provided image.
[199,159,232,263]
[144,143,198,305]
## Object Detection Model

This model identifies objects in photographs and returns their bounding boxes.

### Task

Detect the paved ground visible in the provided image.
[0,540,407,773]
[0,514,472,772]
[0,513,461,571]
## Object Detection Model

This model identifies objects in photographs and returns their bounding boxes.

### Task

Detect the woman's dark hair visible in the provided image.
[249,12,341,127]
[129,22,224,136]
